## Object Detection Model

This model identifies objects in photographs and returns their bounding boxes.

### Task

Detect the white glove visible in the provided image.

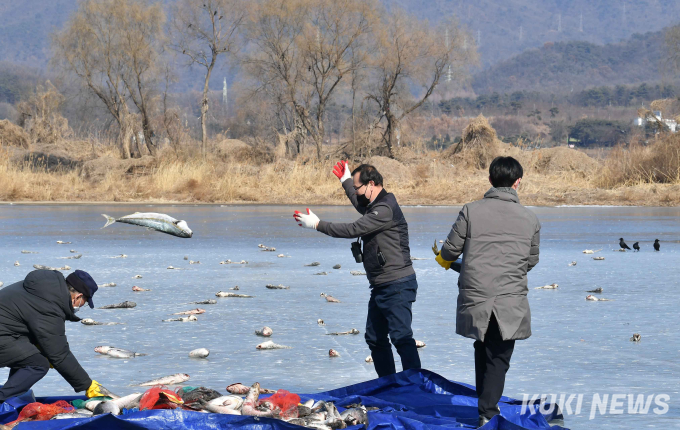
[332,161,351,183]
[293,208,320,229]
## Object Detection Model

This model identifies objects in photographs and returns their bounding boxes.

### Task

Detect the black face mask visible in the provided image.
[356,185,372,207]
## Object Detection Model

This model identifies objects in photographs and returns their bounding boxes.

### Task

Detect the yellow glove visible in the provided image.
[435,253,453,270]
[86,380,104,398]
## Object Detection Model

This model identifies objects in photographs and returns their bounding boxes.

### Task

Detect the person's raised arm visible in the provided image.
[294,205,392,239]
[333,161,367,215]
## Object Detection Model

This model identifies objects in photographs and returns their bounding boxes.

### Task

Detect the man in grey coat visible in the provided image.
[434,156,540,427]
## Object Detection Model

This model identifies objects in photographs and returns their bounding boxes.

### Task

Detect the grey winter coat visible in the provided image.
[441,187,540,341]
[0,270,92,392]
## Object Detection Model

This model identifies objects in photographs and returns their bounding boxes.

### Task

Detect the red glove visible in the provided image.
[332,161,351,182]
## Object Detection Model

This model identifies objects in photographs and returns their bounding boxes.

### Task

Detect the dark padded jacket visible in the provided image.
[0,270,92,392]
[316,179,415,286]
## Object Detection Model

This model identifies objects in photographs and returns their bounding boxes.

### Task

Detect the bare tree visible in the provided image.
[52,0,165,158]
[245,0,376,160]
[364,12,472,157]
[170,0,246,157]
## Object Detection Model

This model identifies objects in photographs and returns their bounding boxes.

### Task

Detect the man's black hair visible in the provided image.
[489,156,523,188]
[351,164,383,186]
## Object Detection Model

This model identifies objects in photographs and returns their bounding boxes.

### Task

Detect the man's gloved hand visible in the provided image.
[435,253,454,270]
[86,380,105,398]
[332,160,351,183]
[294,208,320,229]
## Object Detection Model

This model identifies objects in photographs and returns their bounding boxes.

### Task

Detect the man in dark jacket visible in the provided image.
[434,156,541,427]
[293,162,420,377]
[0,269,108,403]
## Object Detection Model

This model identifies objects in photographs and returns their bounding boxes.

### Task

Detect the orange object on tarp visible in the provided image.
[4,400,74,426]
[139,386,184,411]
[263,390,300,419]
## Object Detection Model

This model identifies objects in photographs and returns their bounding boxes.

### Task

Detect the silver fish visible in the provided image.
[189,299,217,305]
[326,328,359,336]
[81,318,123,326]
[13,261,19,266]
[98,282,117,287]
[51,412,91,419]
[110,254,127,259]
[133,275,143,279]
[70,249,78,253]
[95,346,146,358]
[255,326,273,337]
[33,264,71,271]
[0,282,3,288]
[102,212,192,238]
[350,271,366,276]
[534,283,558,290]
[242,382,276,417]
[265,284,290,290]
[189,260,201,264]
[99,301,136,309]
[216,291,253,298]
[174,308,205,315]
[256,341,291,350]
[138,373,190,386]
[189,348,210,358]
[58,254,82,259]
[200,400,242,415]
[56,241,72,244]
[162,315,198,322]
[568,261,577,266]
[219,259,248,264]
[415,340,426,348]
[21,250,38,254]
[93,393,143,415]
[208,395,243,411]
[341,407,368,426]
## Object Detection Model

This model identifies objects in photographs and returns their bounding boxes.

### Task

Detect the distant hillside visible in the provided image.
[3,0,680,70]
[471,30,674,94]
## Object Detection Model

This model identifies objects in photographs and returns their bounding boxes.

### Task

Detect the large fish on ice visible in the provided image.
[101,213,193,238]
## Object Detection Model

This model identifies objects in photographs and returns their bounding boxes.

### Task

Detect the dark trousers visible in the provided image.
[474,314,515,419]
[365,277,421,377]
[0,353,50,403]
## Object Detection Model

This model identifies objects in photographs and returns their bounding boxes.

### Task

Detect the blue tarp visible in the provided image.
[0,369,567,430]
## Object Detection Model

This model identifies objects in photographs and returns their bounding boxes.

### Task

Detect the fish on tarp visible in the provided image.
[138,373,190,386]
[92,393,143,415]
[99,301,136,309]
[178,387,223,409]
[101,212,193,238]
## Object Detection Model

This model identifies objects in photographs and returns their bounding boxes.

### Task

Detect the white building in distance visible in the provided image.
[634,110,677,133]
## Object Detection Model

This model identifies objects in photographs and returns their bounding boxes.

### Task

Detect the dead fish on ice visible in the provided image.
[133,274,143,279]
[320,293,340,303]
[95,345,146,358]
[81,318,123,326]
[174,308,205,315]
[314,272,328,275]
[21,250,38,254]
[167,266,187,270]
[329,349,340,357]
[410,257,429,260]
[317,319,325,325]
[350,271,366,276]
[14,261,20,266]
[189,260,201,264]
[266,284,290,289]
[415,340,426,348]
[98,282,116,287]
[33,264,70,271]
[326,328,359,336]
[630,333,641,342]
[220,259,248,264]
[56,241,72,244]
[256,341,291,350]
[277,254,290,258]
[586,287,603,293]
[586,295,611,301]
[534,283,558,290]
[333,264,341,269]
[102,212,193,238]
[70,249,78,253]
[132,286,150,292]
[58,254,82,259]
[593,257,605,261]
[255,326,273,337]
[230,286,240,290]
[568,261,577,266]
[216,291,253,298]
[189,299,217,305]
[261,247,276,252]
[163,315,198,322]
[138,373,190,386]
[99,301,136,309]
[365,356,373,363]
[305,262,321,267]
[110,254,127,259]
[582,249,602,254]
[189,348,210,358]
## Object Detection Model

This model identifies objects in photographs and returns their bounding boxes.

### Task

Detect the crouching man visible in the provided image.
[0,269,111,403]
[434,156,541,427]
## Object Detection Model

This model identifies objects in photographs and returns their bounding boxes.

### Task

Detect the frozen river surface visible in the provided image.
[0,204,678,429]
